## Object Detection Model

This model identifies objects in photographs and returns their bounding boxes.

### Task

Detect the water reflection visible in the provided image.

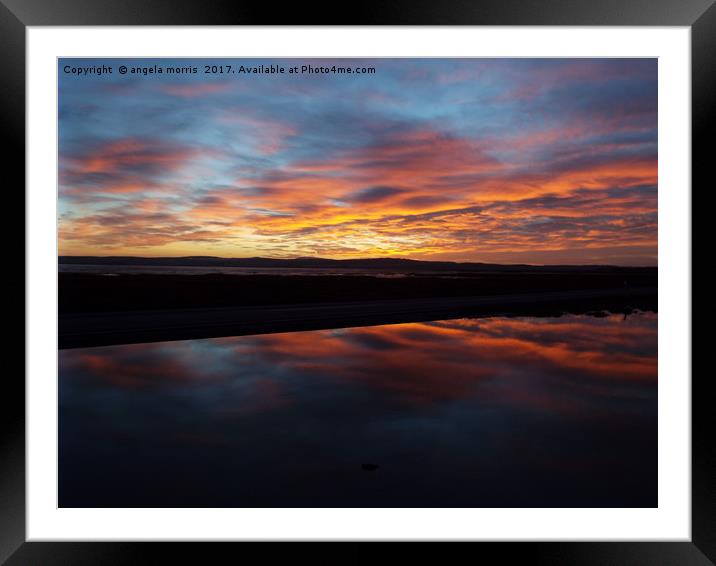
[59,312,657,507]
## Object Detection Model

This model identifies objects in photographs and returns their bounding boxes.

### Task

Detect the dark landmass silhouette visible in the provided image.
[60,269,656,314]
[59,267,657,349]
[59,255,657,273]
[59,287,656,350]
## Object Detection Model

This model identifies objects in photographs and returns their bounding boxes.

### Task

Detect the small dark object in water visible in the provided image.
[362,464,379,471]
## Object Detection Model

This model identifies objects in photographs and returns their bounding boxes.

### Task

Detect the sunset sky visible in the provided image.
[58,58,657,265]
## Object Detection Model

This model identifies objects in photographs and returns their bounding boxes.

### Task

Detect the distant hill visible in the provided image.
[58,256,656,273]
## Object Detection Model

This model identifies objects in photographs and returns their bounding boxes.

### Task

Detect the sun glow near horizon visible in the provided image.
[59,58,658,266]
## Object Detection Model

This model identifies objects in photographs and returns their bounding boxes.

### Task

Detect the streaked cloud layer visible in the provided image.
[59,58,657,264]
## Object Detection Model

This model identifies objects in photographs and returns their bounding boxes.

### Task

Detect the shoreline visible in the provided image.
[59,287,657,350]
[60,270,657,314]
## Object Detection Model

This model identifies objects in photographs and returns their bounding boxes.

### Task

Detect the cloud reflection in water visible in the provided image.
[59,312,657,507]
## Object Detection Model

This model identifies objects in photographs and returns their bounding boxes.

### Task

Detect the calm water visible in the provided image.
[59,312,657,507]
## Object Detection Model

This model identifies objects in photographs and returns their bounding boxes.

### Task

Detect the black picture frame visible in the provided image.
[5,0,711,562]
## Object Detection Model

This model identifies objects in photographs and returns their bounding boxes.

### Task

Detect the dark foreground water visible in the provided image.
[59,312,657,508]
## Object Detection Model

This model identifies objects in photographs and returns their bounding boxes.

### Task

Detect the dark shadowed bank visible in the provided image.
[58,261,657,349]
[59,268,657,313]
[59,255,659,273]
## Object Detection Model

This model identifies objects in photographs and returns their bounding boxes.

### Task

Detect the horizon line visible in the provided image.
[58,254,658,268]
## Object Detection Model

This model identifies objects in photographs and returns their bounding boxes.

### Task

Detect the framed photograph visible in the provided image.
[7,0,711,562]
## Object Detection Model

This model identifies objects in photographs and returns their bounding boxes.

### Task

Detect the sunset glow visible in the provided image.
[59,58,657,264]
